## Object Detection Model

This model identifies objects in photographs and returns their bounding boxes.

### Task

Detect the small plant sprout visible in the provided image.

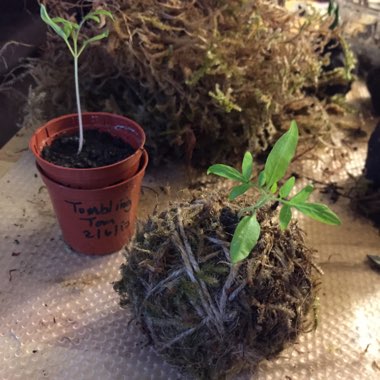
[207,120,341,264]
[40,4,114,154]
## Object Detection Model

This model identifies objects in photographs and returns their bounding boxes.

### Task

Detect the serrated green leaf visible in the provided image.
[230,214,261,264]
[264,120,298,189]
[279,205,292,230]
[270,182,278,193]
[293,202,341,225]
[258,170,266,187]
[40,4,68,41]
[207,164,245,182]
[229,183,251,200]
[279,176,296,198]
[242,152,253,182]
[290,184,314,204]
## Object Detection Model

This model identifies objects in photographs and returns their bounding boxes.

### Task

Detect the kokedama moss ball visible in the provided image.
[114,198,320,379]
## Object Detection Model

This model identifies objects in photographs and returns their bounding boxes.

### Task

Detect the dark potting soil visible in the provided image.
[41,129,135,168]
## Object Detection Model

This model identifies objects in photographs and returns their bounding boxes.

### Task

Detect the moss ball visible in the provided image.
[114,199,320,379]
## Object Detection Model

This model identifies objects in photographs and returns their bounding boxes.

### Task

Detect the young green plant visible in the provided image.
[40,4,114,153]
[207,120,341,264]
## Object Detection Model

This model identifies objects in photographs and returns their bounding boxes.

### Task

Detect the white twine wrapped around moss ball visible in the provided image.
[115,198,321,379]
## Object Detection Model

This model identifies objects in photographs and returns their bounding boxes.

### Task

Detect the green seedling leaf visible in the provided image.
[50,18,78,39]
[79,30,110,56]
[39,3,113,155]
[264,120,299,189]
[51,17,79,29]
[242,152,253,182]
[290,184,314,204]
[207,164,245,182]
[91,9,115,20]
[83,30,110,45]
[82,9,114,24]
[40,4,68,41]
[83,14,101,23]
[279,205,292,230]
[270,182,278,194]
[230,214,261,264]
[279,176,296,198]
[258,170,266,187]
[62,23,72,38]
[293,202,341,225]
[229,183,251,201]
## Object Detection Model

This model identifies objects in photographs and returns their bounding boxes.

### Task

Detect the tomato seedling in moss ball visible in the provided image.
[40,4,114,154]
[208,120,341,264]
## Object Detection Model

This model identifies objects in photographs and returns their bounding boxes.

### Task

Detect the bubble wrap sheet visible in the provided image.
[0,144,379,380]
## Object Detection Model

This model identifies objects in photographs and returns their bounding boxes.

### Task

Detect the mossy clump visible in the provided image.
[23,0,354,165]
[114,198,321,379]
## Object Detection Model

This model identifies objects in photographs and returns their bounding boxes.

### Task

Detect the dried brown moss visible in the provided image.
[22,0,354,165]
[114,198,321,379]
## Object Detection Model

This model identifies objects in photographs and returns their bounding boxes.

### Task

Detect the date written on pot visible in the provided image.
[65,199,131,239]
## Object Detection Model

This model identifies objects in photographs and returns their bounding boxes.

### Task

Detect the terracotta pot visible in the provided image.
[30,112,145,189]
[37,150,148,255]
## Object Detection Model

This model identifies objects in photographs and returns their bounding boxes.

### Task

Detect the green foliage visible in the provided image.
[258,171,266,187]
[242,152,253,182]
[292,203,341,225]
[279,205,292,230]
[208,120,341,264]
[279,176,295,198]
[229,184,251,201]
[39,4,113,153]
[207,164,246,183]
[290,184,314,203]
[263,120,298,189]
[40,5,113,57]
[230,214,260,264]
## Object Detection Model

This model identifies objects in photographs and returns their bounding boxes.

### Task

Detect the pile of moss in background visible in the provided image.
[22,0,355,165]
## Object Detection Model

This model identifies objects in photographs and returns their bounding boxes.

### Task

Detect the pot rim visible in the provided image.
[37,149,149,193]
[30,112,146,173]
